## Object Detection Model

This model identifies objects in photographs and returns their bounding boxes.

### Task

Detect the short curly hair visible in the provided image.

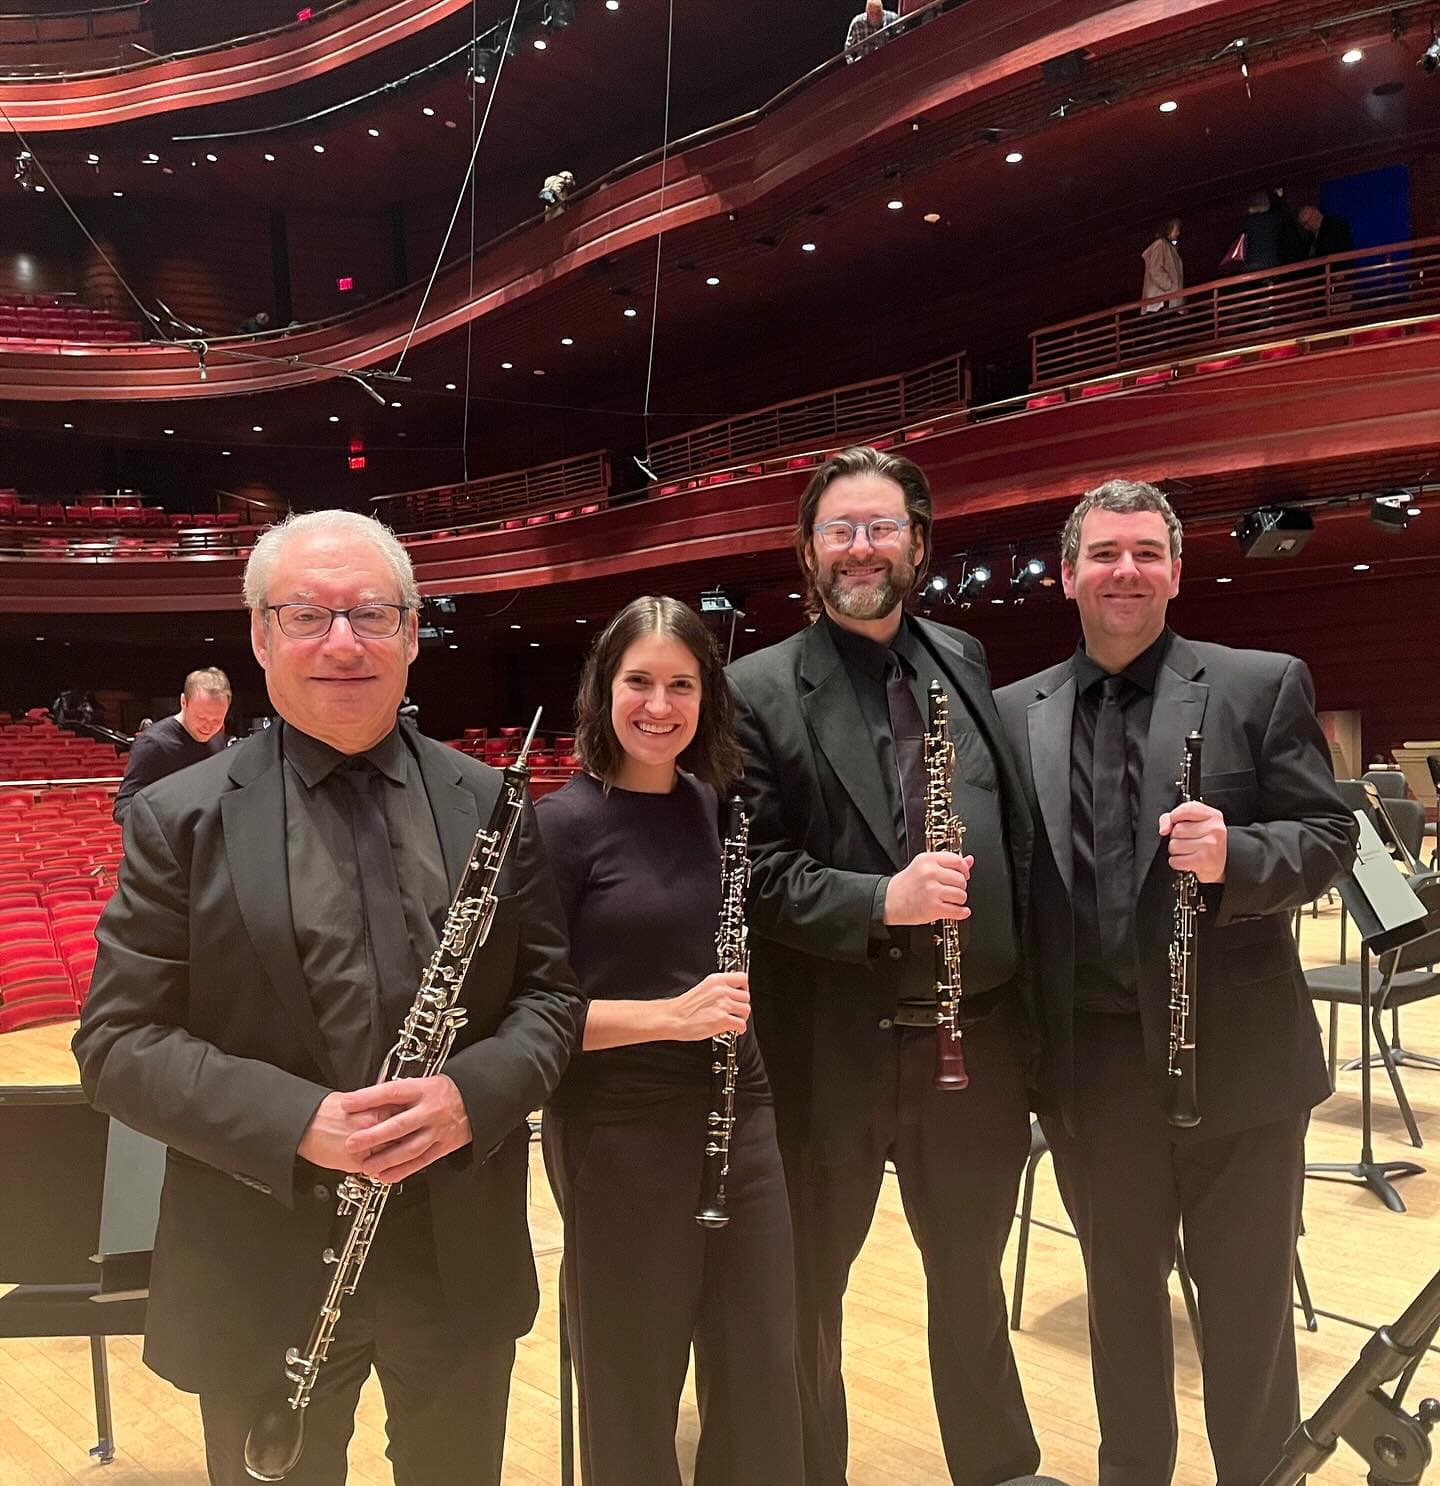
[574,595,742,792]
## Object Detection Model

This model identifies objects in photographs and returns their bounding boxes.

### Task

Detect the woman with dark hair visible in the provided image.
[535,595,803,1486]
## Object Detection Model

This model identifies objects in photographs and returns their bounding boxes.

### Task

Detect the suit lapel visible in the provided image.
[1026,672,1078,894]
[1133,637,1209,892]
[412,731,485,893]
[220,725,337,1086]
[799,623,906,870]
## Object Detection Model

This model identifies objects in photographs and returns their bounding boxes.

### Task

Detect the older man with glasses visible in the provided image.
[727,446,1042,1485]
[75,508,582,1486]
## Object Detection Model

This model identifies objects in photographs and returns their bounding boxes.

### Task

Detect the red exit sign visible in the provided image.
[336,276,353,292]
[348,455,366,471]
[297,8,313,20]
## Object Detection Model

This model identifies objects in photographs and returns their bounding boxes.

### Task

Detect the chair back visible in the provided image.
[0,1086,107,1284]
[1388,874,1440,976]
[1363,769,1408,800]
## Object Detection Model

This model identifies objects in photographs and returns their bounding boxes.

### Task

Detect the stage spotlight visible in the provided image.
[13,151,32,191]
[470,45,499,82]
[1420,37,1440,72]
[1010,556,1048,602]
[1232,506,1314,558]
[926,574,949,596]
[1370,494,1411,532]
[956,563,991,602]
[544,0,574,28]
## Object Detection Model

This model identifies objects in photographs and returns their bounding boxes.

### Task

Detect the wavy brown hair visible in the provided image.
[574,595,743,791]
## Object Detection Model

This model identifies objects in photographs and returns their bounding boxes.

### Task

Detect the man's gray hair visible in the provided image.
[242,509,420,613]
[1060,479,1184,567]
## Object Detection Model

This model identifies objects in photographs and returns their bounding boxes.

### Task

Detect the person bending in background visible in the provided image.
[536,595,803,1486]
[113,666,231,823]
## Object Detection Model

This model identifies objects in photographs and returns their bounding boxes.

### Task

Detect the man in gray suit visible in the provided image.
[74,509,581,1485]
[995,480,1355,1486]
[728,446,1041,1485]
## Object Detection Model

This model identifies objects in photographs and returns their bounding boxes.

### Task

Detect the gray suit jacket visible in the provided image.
[728,616,1038,1149]
[73,721,581,1392]
[995,633,1355,1139]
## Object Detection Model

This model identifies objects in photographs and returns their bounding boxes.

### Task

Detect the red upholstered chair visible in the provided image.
[0,997,77,1033]
[0,959,66,991]
[0,976,73,1005]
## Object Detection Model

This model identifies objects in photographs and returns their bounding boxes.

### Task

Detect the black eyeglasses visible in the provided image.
[265,603,409,640]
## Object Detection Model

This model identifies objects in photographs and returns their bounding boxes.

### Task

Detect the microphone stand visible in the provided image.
[1261,1266,1440,1485]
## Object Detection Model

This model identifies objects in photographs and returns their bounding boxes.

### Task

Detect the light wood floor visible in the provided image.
[4,899,1439,1485]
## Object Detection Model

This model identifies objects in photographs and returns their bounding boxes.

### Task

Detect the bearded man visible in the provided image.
[726,446,1042,1486]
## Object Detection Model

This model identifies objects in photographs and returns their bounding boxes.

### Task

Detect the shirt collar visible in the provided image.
[824,609,908,683]
[1074,626,1173,698]
[282,721,409,789]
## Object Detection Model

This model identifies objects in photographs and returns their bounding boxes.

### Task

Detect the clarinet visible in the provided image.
[243,711,543,1482]
[695,795,749,1229]
[925,682,970,1091]
[1166,730,1204,1129]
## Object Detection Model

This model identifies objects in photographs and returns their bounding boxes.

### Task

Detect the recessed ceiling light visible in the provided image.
[204,636,215,643]
[1159,99,1179,113]
[1353,562,1371,571]
[605,0,619,8]
[145,152,159,163]
[112,190,124,197]
[1406,505,1421,516]
[787,592,801,599]
[886,199,903,211]
[511,623,522,629]
[448,643,459,650]
[252,425,263,432]
[327,415,340,423]
[801,241,817,252]
[368,127,380,137]
[623,307,638,317]
[62,421,74,429]
[533,37,547,49]
[744,627,756,634]
[529,641,540,647]
[423,106,435,116]
[389,400,402,408]
[263,153,276,162]
[163,428,174,435]
[444,120,457,129]
[1005,150,1024,164]
[313,144,325,154]
[205,153,218,162]
[575,617,587,623]
[501,360,513,369]
[561,336,574,345]
[923,212,941,223]
[34,185,45,192]
[533,369,546,376]
[1341,47,1364,64]
[1216,576,1233,584]
[222,449,231,455]
[445,382,457,391]
[705,275,720,286]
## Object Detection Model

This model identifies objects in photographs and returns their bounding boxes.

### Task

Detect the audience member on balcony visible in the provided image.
[540,170,576,219]
[845,0,897,61]
[1139,218,1184,313]
[1229,190,1285,272]
[238,310,273,335]
[113,666,231,824]
[1298,204,1354,259]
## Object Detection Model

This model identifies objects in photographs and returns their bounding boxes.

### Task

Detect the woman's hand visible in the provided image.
[662,972,750,1041]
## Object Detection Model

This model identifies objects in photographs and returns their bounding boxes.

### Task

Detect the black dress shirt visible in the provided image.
[282,722,450,1089]
[824,613,1018,1000]
[1070,627,1172,1013]
[113,715,225,823]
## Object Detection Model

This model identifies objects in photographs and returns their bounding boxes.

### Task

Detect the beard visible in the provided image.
[816,544,918,621]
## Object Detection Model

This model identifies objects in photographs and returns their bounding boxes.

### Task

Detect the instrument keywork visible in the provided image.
[925,682,970,1091]
[242,711,543,1482]
[1166,729,1204,1129]
[695,795,750,1229]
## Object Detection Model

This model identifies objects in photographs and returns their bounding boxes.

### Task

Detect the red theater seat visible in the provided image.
[0,997,78,1033]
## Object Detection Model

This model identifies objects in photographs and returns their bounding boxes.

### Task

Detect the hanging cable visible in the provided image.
[639,0,677,439]
[391,0,523,377]
[461,0,480,483]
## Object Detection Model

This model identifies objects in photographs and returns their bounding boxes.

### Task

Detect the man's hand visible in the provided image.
[296,1090,392,1173]
[883,851,973,926]
[340,1075,473,1185]
[1159,801,1227,882]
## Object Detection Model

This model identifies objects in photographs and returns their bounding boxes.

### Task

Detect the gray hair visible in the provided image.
[1060,479,1183,567]
[242,509,420,613]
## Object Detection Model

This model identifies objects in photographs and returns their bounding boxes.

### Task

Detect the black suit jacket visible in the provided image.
[727,616,1037,1149]
[994,634,1355,1140]
[73,722,581,1393]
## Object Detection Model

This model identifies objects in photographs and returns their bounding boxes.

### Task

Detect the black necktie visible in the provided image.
[336,760,416,1076]
[886,655,927,860]
[1092,675,1134,964]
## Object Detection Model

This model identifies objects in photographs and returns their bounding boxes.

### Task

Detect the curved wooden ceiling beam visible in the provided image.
[0,0,473,132]
[0,0,1256,401]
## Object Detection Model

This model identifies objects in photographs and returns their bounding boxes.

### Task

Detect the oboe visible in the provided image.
[243,711,543,1482]
[925,681,970,1091]
[1166,730,1204,1129]
[695,795,749,1229]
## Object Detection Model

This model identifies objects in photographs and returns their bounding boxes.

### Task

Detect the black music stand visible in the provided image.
[1306,813,1440,1212]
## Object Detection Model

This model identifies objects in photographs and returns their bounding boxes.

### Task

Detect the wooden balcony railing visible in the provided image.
[1030,236,1440,389]
[370,451,611,533]
[645,353,969,487]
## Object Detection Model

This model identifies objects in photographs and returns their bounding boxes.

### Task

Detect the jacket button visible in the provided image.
[313,1184,332,1203]
[887,946,904,961]
[878,1018,893,1030]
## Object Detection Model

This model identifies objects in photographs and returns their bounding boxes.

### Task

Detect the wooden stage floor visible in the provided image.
[3,899,1438,1484]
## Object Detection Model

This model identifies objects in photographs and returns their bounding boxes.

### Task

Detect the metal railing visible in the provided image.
[370,451,611,533]
[0,0,147,47]
[1030,236,1440,388]
[644,354,968,486]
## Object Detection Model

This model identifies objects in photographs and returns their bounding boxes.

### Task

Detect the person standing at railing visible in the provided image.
[1298,204,1354,260]
[1139,218,1185,314]
[844,0,897,61]
[113,667,231,824]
